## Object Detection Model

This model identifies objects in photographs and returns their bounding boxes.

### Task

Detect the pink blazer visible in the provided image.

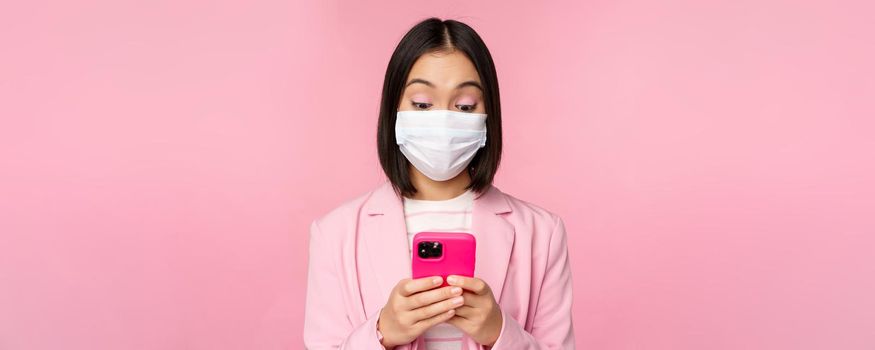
[303,180,575,349]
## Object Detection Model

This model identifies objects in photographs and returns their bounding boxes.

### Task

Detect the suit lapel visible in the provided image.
[469,183,515,302]
[363,181,413,304]
[362,180,515,306]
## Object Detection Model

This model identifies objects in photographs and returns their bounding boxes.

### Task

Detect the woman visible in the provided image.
[304,17,575,349]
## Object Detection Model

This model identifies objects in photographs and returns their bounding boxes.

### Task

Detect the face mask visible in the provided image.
[395,109,487,181]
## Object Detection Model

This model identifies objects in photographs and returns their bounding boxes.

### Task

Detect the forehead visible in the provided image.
[406,50,481,88]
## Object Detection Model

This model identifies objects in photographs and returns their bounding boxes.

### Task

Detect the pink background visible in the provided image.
[1,0,873,349]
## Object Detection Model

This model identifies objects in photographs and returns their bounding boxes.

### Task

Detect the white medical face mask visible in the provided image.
[395,109,487,181]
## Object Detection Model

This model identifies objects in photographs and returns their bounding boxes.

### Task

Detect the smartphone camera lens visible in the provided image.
[417,241,442,259]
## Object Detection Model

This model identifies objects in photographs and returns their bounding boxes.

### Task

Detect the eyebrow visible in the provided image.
[405,78,483,91]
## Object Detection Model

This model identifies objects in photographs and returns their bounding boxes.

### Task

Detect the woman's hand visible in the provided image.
[444,275,503,347]
[377,276,465,349]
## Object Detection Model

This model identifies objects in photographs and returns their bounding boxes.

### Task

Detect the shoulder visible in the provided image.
[497,187,563,229]
[309,184,379,236]
[495,188,570,261]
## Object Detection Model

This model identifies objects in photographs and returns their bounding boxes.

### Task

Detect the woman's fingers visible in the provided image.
[396,276,442,297]
[412,303,459,330]
[405,285,463,310]
[446,275,490,295]
[411,294,465,321]
[450,304,477,319]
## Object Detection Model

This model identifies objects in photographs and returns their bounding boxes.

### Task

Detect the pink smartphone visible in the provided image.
[412,231,476,287]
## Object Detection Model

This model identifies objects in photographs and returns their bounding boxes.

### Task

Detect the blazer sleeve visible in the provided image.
[488,215,576,349]
[303,219,387,350]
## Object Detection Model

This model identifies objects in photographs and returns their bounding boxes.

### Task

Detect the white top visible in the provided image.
[403,188,475,350]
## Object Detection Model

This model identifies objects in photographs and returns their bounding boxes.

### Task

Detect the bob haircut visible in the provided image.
[377,17,503,199]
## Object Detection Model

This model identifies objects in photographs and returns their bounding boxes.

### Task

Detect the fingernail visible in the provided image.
[433,277,442,285]
[447,276,456,284]
[451,287,462,295]
[452,296,464,305]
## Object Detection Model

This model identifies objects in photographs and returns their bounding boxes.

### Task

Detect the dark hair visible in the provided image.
[377,17,502,199]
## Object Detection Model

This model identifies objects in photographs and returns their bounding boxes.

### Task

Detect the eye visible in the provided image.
[411,101,432,110]
[456,104,477,112]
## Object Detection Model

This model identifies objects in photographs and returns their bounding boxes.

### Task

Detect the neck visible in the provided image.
[407,166,472,200]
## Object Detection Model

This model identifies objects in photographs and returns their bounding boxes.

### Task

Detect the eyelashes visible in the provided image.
[412,101,432,109]
[456,104,477,112]
[411,101,478,112]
